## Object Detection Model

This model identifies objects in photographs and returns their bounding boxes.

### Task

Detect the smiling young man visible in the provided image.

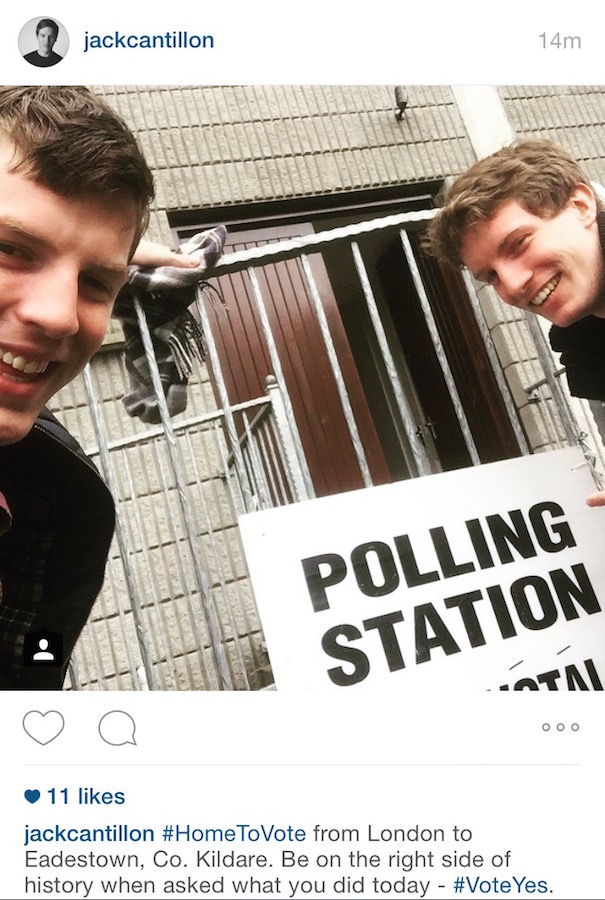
[426,139,605,506]
[0,87,155,689]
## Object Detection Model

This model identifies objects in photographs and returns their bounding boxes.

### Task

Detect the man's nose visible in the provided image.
[495,260,533,303]
[18,268,80,339]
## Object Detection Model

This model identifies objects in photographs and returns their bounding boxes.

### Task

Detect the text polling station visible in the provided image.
[238,447,605,690]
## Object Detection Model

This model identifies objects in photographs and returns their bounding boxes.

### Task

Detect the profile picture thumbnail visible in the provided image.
[19,16,69,68]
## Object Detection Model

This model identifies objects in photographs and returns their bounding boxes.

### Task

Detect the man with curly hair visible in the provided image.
[426,139,605,506]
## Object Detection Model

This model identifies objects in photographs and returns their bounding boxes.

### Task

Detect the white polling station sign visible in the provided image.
[238,447,605,691]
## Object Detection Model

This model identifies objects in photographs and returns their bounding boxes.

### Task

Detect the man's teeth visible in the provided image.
[0,351,48,375]
[531,273,561,306]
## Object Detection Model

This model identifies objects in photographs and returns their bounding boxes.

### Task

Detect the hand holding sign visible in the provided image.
[586,490,605,507]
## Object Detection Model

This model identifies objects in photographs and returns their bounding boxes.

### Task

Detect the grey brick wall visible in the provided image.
[95,85,476,241]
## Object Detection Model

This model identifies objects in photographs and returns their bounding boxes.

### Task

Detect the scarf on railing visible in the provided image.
[112,226,227,424]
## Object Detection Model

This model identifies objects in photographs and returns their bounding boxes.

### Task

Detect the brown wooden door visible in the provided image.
[205,224,392,497]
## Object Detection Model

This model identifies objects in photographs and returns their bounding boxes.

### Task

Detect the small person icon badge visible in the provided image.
[23,628,63,667]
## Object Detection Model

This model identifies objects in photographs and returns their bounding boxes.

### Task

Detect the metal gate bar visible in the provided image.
[82,364,158,689]
[299,252,373,487]
[134,296,234,690]
[399,229,481,466]
[350,239,433,477]
[245,266,316,499]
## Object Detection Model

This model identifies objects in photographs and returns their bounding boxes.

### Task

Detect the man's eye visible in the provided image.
[82,274,113,296]
[0,242,29,260]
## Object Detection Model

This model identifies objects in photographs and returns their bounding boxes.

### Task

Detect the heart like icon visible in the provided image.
[23,710,65,745]
[24,789,40,804]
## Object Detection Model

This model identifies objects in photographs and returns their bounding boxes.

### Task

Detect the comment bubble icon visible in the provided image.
[98,710,137,746]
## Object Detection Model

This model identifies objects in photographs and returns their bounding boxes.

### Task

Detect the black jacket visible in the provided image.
[0,410,115,689]
[550,315,605,401]
[548,211,605,401]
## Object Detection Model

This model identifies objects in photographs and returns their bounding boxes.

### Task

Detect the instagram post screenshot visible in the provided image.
[1,3,604,899]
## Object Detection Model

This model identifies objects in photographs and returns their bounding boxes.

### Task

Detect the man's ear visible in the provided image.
[569,182,599,226]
